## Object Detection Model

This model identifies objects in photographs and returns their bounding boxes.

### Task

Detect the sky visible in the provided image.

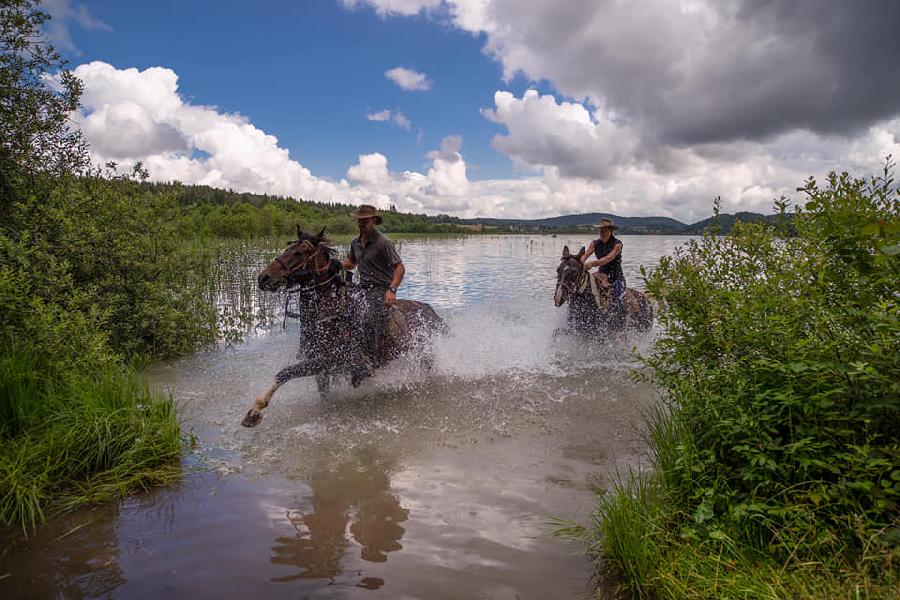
[43,0,900,222]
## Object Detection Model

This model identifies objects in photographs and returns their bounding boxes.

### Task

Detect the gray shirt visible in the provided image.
[349,230,402,288]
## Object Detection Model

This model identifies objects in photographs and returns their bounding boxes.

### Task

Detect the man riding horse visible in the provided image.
[581,218,625,328]
[242,216,442,428]
[341,205,405,380]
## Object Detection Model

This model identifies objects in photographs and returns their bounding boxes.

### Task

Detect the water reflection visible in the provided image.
[270,446,408,586]
[0,503,126,599]
[4,235,691,599]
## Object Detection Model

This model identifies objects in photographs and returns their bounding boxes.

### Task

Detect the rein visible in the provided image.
[562,260,606,310]
[281,274,343,328]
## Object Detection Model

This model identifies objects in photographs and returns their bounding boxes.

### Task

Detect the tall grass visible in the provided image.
[0,343,180,533]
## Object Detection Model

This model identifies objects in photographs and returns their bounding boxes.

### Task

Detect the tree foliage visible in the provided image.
[0,0,87,217]
[0,0,200,531]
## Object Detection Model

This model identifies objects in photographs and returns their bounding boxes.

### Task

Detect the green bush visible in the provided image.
[0,1,213,532]
[585,165,899,597]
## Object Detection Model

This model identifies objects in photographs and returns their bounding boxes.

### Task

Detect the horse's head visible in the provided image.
[257,225,337,291]
[554,245,586,306]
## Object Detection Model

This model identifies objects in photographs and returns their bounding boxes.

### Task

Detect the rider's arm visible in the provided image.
[341,244,357,271]
[385,262,404,307]
[581,242,594,264]
[586,242,622,269]
[390,262,405,289]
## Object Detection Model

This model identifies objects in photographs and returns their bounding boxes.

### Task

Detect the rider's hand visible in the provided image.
[384,289,396,307]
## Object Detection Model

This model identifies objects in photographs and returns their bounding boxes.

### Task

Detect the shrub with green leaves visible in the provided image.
[589,165,899,597]
[0,0,214,532]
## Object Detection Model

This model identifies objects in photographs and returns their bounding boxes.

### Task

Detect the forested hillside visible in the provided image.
[143,182,469,237]
[137,182,779,237]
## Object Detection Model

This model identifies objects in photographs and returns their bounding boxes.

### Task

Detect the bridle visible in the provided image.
[276,239,332,280]
[557,257,588,301]
[279,240,344,326]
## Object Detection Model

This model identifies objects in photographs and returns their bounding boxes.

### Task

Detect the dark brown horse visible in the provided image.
[554,245,654,335]
[242,227,444,427]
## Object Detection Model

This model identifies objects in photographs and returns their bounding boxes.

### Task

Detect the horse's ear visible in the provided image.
[562,245,570,258]
[577,247,585,258]
[295,224,303,239]
[317,226,326,241]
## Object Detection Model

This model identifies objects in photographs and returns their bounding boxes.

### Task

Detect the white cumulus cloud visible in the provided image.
[70,61,900,223]
[339,0,900,222]
[367,108,412,130]
[483,90,638,179]
[385,67,431,91]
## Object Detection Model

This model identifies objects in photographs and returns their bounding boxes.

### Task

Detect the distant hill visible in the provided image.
[143,181,779,236]
[437,211,777,235]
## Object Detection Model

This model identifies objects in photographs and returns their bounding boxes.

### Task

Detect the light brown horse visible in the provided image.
[242,227,444,427]
[554,245,654,334]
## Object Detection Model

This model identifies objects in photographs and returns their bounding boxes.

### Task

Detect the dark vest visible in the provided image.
[594,235,624,282]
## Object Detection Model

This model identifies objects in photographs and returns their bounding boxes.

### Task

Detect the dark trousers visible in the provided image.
[609,276,626,329]
[359,286,387,364]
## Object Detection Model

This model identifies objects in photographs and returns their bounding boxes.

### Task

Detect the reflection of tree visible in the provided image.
[269,446,409,584]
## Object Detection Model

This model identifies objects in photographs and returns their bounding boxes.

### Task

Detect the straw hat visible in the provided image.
[595,217,619,230]
[349,204,383,224]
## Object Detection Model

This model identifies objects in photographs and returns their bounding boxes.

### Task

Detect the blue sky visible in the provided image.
[45,0,900,221]
[60,0,539,181]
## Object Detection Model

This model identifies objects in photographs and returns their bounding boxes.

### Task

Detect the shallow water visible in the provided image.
[1,235,692,599]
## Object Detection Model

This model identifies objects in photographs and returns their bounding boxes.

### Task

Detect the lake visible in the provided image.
[1,235,693,599]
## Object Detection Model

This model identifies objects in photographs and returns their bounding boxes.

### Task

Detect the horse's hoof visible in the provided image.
[241,409,262,428]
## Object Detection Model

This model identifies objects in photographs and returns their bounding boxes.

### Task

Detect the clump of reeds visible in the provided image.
[0,344,181,533]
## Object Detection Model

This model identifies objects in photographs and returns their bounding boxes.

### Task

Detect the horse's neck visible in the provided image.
[299,283,351,333]
[575,265,590,288]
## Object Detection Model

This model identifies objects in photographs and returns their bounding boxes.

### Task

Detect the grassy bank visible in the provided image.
[0,175,216,531]
[0,345,180,532]
[572,168,900,598]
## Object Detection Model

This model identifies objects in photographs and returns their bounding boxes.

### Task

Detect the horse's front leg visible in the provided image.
[241,360,320,427]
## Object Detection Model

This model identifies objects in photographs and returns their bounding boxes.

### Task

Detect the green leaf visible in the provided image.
[861,222,881,235]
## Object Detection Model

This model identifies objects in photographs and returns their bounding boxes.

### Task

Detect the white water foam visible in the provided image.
[370,295,652,386]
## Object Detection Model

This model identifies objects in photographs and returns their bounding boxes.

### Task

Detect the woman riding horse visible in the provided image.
[581,218,625,328]
[554,244,654,336]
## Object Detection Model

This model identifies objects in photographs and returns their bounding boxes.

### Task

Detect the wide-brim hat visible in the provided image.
[595,217,619,230]
[349,204,383,224]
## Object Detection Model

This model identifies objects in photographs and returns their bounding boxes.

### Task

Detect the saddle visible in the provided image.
[592,271,611,289]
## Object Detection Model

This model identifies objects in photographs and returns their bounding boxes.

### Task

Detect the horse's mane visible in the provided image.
[293,229,337,258]
[315,240,337,259]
